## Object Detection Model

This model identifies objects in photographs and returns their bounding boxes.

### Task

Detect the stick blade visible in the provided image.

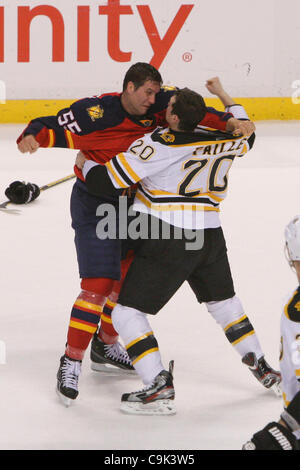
[0,207,21,215]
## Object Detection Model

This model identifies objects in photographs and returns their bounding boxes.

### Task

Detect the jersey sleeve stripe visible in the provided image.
[118,153,141,183]
[237,142,250,157]
[106,160,128,188]
[242,143,248,153]
[163,138,240,148]
[113,156,136,186]
[65,130,75,149]
[48,129,55,147]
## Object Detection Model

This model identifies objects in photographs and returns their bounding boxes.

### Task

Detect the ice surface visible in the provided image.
[0,122,299,450]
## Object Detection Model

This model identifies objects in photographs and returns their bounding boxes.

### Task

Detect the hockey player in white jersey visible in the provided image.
[76,87,281,415]
[243,216,300,450]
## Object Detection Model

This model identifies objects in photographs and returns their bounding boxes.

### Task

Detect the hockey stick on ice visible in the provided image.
[0,173,76,214]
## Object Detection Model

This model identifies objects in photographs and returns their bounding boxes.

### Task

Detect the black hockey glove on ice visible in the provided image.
[242,422,298,450]
[5,181,40,204]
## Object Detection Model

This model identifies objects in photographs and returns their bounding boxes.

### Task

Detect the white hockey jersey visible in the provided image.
[280,286,300,407]
[103,125,253,230]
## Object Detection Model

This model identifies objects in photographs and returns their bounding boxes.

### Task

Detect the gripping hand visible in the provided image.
[242,422,297,450]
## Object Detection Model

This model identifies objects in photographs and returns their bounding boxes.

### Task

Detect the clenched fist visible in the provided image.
[18,135,40,154]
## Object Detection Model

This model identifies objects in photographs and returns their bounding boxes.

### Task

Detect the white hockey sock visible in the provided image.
[112,304,164,384]
[206,296,264,359]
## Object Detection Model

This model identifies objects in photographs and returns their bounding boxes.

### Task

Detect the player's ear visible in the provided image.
[126,81,135,95]
[170,113,180,126]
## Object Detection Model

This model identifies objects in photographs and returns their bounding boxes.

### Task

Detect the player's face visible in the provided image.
[165,95,180,129]
[125,80,161,115]
[294,260,300,283]
[166,96,176,123]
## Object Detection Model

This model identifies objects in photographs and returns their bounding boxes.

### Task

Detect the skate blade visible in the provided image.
[91,361,136,375]
[120,399,176,416]
[56,388,74,407]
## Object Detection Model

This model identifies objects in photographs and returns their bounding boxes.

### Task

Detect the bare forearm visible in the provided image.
[215,90,235,108]
[206,77,235,107]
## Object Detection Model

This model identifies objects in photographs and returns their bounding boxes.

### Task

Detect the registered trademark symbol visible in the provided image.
[182,52,192,62]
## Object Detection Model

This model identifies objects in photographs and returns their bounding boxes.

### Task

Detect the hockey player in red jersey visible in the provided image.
[14,64,258,406]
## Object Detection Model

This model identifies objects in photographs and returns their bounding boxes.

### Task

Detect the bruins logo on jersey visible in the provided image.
[284,288,300,322]
[140,119,153,127]
[161,132,175,143]
[295,301,300,311]
[87,105,104,121]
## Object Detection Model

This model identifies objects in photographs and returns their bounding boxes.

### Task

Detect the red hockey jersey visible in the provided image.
[17,87,232,181]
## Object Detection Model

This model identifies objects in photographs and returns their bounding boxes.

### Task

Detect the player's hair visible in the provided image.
[123,62,162,91]
[172,88,207,131]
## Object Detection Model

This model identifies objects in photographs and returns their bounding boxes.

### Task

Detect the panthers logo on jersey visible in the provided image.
[139,119,154,127]
[87,105,104,121]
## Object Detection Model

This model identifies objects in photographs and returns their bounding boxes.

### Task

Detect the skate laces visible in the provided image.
[258,357,278,378]
[130,380,156,395]
[258,358,269,374]
[61,357,81,389]
[104,342,131,365]
[134,371,169,395]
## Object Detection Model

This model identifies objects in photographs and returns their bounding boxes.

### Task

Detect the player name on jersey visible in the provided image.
[105,127,254,230]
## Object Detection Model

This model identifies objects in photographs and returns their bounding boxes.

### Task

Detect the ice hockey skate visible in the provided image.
[242,352,282,397]
[90,334,135,373]
[56,355,81,407]
[120,361,176,416]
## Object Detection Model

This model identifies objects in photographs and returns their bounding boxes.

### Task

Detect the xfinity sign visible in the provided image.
[0,1,194,68]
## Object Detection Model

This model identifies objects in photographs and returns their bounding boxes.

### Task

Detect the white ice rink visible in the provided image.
[0,122,300,450]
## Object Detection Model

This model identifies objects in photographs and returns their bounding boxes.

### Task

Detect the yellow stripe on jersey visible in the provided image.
[136,192,220,212]
[196,126,217,132]
[282,392,290,408]
[106,160,128,188]
[65,130,75,149]
[146,188,223,203]
[242,143,249,155]
[161,138,241,148]
[201,192,223,203]
[118,153,141,183]
[48,129,55,147]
